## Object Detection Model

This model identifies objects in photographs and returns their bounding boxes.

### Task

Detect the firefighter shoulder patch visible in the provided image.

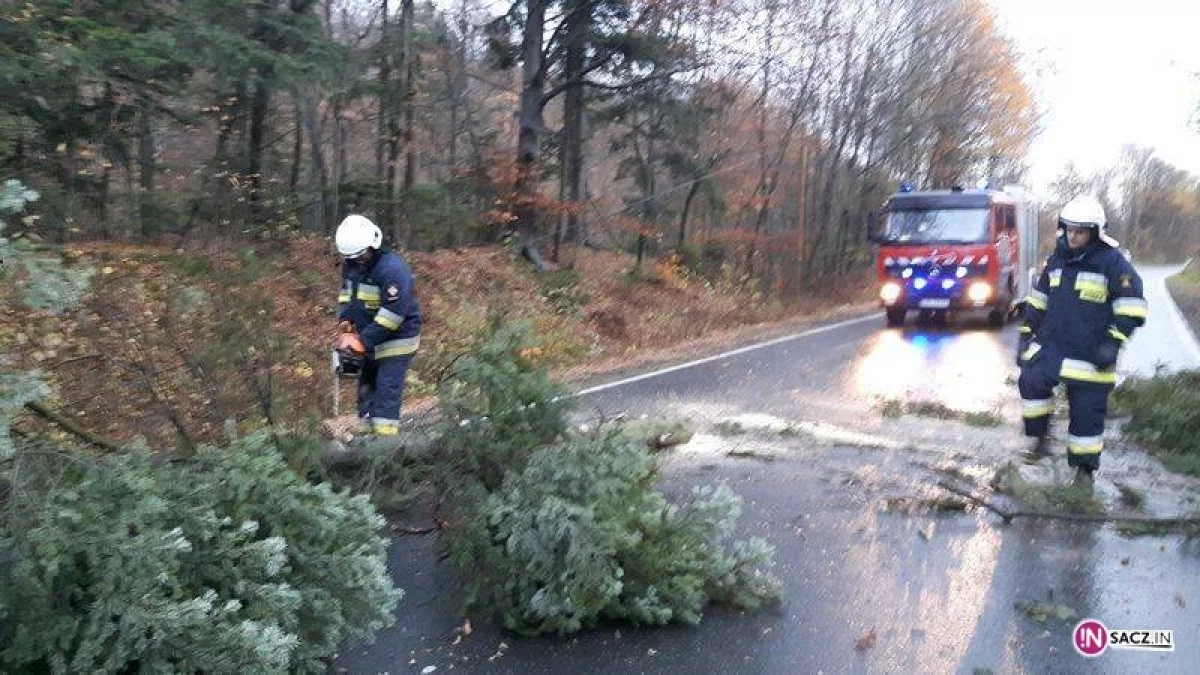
[386,283,401,301]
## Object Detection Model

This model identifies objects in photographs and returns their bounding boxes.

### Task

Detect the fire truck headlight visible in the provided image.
[968,281,993,303]
[941,279,955,290]
[913,277,928,291]
[956,266,968,278]
[880,282,902,305]
[902,268,913,279]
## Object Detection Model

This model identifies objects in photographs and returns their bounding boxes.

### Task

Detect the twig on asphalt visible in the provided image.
[935,480,1200,528]
[393,524,439,535]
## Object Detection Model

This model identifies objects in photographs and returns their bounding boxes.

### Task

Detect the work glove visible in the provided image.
[335,332,366,358]
[1094,339,1121,370]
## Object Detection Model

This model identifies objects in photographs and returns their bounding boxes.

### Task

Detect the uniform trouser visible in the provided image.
[357,354,414,436]
[1017,346,1110,472]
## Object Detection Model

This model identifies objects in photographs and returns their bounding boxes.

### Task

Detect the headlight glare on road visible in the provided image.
[968,281,992,303]
[880,282,902,304]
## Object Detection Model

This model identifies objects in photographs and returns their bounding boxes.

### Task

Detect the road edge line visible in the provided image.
[1159,261,1200,366]
[573,312,884,398]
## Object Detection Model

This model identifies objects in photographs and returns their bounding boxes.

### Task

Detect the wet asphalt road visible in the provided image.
[1122,263,1200,377]
[337,264,1200,674]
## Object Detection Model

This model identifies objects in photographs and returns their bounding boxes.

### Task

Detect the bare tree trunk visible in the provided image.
[247,76,272,219]
[328,0,345,226]
[399,0,416,246]
[376,0,390,183]
[448,56,462,172]
[401,0,415,192]
[790,140,809,294]
[137,97,155,191]
[383,0,401,239]
[514,0,548,242]
[303,94,331,231]
[561,0,588,248]
[745,1,776,276]
[678,180,701,247]
[290,98,303,194]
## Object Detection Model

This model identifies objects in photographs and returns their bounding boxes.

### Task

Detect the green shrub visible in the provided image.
[404,183,476,250]
[677,241,728,282]
[0,434,400,673]
[138,191,187,237]
[462,429,780,635]
[1112,371,1200,475]
[437,320,570,491]
[0,180,93,314]
[537,268,590,315]
[437,321,779,636]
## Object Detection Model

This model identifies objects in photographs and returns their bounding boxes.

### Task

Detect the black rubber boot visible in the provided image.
[1022,435,1053,464]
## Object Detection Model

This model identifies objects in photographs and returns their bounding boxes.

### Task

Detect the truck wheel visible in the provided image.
[886,308,906,327]
[988,279,1015,328]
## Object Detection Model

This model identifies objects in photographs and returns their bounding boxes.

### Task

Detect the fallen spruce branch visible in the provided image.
[936,480,1200,529]
[391,523,440,535]
[24,401,120,452]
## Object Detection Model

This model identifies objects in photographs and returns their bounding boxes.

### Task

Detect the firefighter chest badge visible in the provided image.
[386,283,401,301]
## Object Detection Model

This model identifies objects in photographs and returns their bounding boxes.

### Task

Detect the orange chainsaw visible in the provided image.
[331,328,366,417]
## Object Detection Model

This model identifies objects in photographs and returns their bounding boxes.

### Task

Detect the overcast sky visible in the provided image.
[989,0,1200,197]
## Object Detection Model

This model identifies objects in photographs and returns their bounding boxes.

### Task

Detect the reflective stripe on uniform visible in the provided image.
[357,283,381,308]
[1048,269,1062,287]
[1067,434,1103,455]
[1026,289,1048,310]
[1108,326,1128,343]
[1021,341,1042,362]
[1074,272,1108,302]
[374,307,404,330]
[375,336,420,358]
[1113,297,1149,318]
[1022,397,1055,419]
[339,281,351,304]
[1019,325,1032,335]
[372,418,400,435]
[1074,271,1107,290]
[1060,358,1117,384]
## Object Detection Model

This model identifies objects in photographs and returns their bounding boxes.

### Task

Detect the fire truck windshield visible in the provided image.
[882,208,989,244]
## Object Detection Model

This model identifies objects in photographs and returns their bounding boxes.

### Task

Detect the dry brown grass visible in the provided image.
[3,237,874,447]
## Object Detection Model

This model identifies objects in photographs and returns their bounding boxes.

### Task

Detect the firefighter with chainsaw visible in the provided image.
[334,214,422,437]
[1017,195,1148,488]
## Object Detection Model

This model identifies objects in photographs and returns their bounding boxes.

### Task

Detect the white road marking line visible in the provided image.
[573,312,884,397]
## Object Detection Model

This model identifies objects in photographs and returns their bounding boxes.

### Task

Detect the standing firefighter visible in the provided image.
[1017,195,1148,487]
[335,215,422,437]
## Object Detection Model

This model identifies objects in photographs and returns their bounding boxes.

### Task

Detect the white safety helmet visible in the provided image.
[1059,195,1119,248]
[335,214,383,258]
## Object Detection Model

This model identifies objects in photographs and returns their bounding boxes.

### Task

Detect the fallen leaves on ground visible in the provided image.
[855,627,877,651]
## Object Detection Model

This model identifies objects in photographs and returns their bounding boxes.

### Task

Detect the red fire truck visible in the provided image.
[871,184,1039,327]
